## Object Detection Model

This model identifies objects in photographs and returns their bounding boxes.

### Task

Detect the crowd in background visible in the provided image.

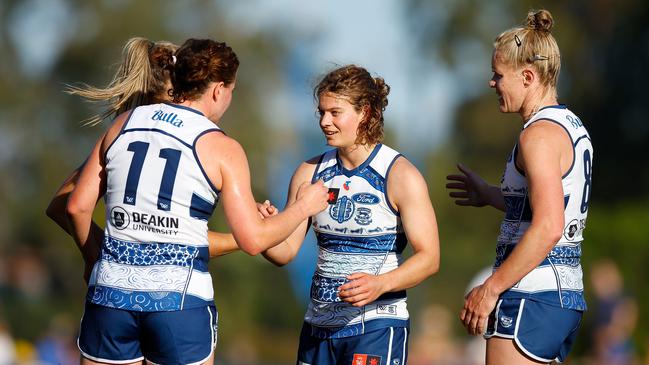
[0,254,644,364]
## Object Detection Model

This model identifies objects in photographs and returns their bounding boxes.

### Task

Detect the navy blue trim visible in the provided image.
[122,128,193,149]
[303,318,409,339]
[190,193,216,221]
[512,143,526,176]
[573,135,591,147]
[104,108,136,160]
[163,102,205,116]
[377,290,407,301]
[337,144,382,178]
[316,231,407,253]
[384,153,403,216]
[192,129,225,195]
[538,104,567,111]
[526,118,576,179]
[311,153,326,183]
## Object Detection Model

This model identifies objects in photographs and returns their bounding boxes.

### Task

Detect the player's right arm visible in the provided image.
[260,158,319,266]
[446,163,505,211]
[196,132,328,256]
[66,111,130,264]
[47,154,105,264]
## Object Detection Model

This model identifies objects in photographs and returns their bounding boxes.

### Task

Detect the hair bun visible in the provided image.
[526,9,553,33]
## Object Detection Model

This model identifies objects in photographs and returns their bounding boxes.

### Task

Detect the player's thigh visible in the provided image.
[141,305,217,365]
[487,337,546,365]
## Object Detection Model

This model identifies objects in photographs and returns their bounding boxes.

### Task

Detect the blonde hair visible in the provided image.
[494,9,561,89]
[66,37,177,126]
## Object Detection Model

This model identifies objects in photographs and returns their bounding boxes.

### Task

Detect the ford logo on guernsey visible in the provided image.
[351,193,380,205]
[151,110,183,127]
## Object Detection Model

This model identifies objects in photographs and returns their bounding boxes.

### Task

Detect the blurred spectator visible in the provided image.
[8,249,49,300]
[409,304,463,365]
[0,317,16,365]
[589,259,638,365]
[35,314,79,365]
[459,267,492,365]
[222,335,259,365]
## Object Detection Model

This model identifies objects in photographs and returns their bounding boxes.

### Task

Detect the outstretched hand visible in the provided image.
[446,164,489,207]
[338,272,388,307]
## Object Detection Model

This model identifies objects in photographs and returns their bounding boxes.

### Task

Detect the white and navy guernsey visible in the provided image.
[305,144,409,339]
[496,105,593,311]
[88,103,221,312]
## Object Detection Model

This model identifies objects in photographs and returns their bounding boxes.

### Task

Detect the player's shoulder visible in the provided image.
[389,155,419,178]
[519,120,570,148]
[195,129,237,150]
[292,155,320,183]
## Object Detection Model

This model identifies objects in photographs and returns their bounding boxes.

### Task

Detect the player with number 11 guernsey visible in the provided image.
[66,38,328,365]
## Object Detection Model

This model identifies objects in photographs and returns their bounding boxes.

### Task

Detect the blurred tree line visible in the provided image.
[0,0,647,363]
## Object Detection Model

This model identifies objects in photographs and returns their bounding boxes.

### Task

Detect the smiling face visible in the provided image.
[489,50,527,114]
[317,92,366,148]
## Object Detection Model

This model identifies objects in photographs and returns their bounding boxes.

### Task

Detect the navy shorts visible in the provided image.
[485,298,582,363]
[78,302,217,364]
[297,323,408,365]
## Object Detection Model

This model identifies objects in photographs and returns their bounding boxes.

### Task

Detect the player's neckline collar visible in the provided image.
[336,144,382,177]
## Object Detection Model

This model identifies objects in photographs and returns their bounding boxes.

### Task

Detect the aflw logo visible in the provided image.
[152,110,183,127]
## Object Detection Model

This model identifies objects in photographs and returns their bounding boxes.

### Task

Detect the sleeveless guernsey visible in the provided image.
[496,105,593,310]
[305,144,409,338]
[88,103,221,311]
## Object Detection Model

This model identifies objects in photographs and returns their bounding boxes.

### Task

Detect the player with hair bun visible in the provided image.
[447,9,593,364]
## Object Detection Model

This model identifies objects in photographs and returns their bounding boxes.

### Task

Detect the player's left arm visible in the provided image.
[338,157,440,307]
[461,121,570,335]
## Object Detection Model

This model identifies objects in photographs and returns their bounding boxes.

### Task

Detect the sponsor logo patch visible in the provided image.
[352,192,380,205]
[327,188,340,204]
[352,354,382,365]
[151,110,183,127]
[110,206,130,230]
[563,218,585,241]
[376,304,397,315]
